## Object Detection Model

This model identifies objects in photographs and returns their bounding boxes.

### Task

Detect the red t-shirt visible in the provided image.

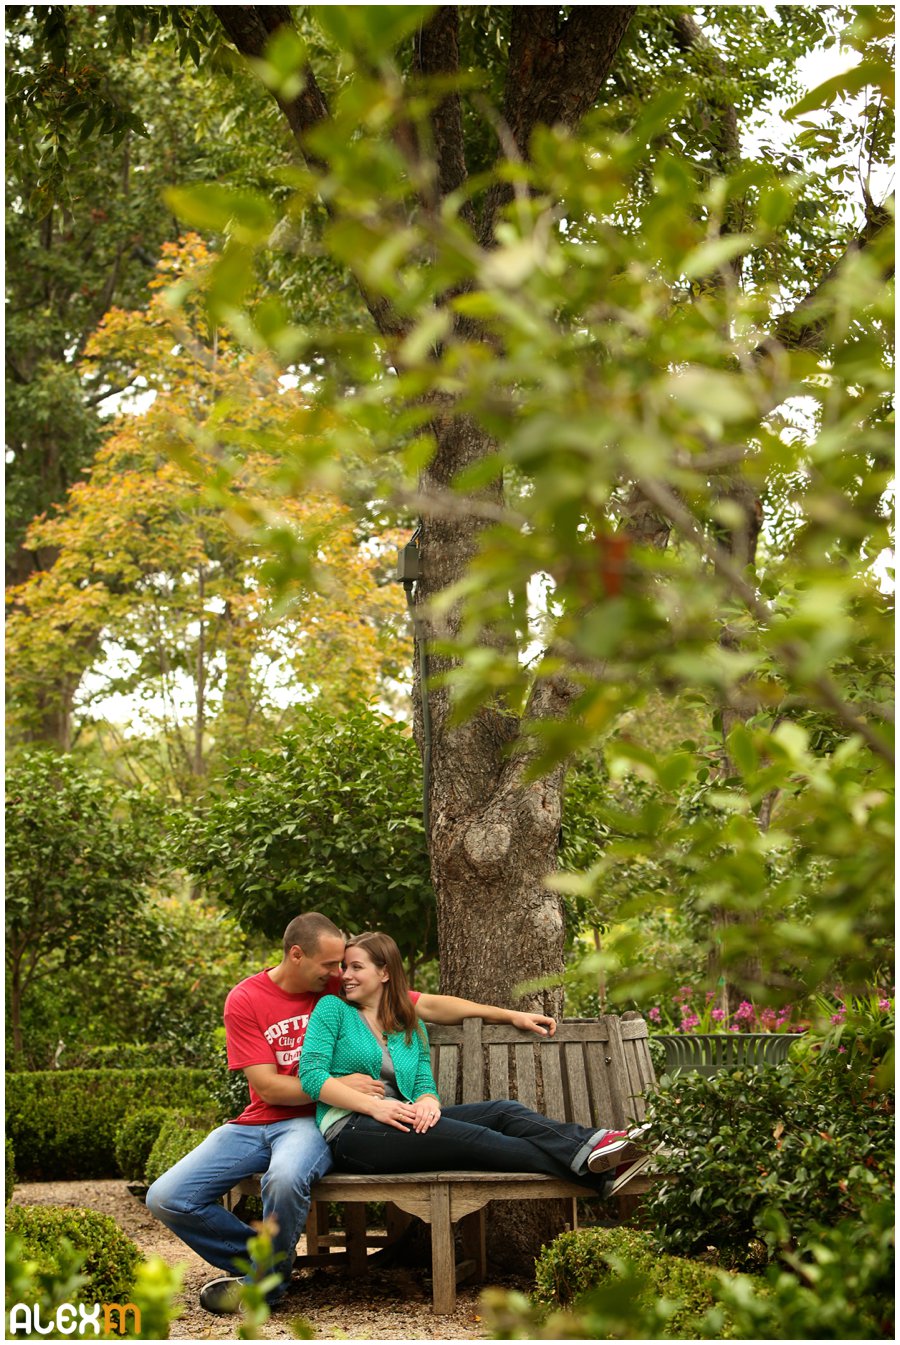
[224,968,420,1125]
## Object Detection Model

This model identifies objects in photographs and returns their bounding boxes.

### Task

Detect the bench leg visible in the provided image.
[459,1209,487,1284]
[344,1203,369,1275]
[305,1200,327,1257]
[429,1183,455,1315]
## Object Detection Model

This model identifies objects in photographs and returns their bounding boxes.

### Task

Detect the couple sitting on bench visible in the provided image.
[146,912,648,1316]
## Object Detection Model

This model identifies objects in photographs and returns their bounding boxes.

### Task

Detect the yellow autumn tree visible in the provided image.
[6,236,409,794]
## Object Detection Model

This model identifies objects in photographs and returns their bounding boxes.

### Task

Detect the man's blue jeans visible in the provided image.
[145,1118,333,1295]
[330,1099,607,1187]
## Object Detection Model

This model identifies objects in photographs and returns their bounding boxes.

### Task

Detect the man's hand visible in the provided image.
[340,1073,385,1097]
[509,1011,557,1037]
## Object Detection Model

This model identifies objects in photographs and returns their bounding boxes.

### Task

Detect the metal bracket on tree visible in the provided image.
[395,525,433,846]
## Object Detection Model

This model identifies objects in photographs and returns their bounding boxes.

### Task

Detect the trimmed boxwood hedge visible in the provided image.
[6,1068,215,1179]
[57,1042,179,1070]
[534,1226,759,1339]
[6,1205,142,1303]
[114,1106,174,1182]
[144,1112,216,1186]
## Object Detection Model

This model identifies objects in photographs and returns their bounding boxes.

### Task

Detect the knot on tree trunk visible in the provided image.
[519,782,562,839]
[462,819,512,869]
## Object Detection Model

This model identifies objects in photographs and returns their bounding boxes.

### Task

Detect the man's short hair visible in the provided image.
[283,912,343,957]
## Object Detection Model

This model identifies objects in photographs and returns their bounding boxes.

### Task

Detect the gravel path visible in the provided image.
[11,1180,526,1341]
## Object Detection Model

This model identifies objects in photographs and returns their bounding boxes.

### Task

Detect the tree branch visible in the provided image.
[671,12,740,169]
[634,474,895,768]
[212,6,330,157]
[414,6,471,219]
[213,5,410,339]
[758,202,894,357]
[479,5,634,244]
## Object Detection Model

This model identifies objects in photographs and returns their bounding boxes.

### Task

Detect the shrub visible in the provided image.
[114,1108,174,1182]
[6,1068,215,1179]
[6,1206,141,1303]
[532,1226,753,1338]
[144,1114,213,1186]
[6,1139,15,1203]
[59,1043,178,1071]
[176,711,436,971]
[645,1039,894,1269]
[703,1199,894,1340]
[6,1231,183,1340]
[199,1028,251,1124]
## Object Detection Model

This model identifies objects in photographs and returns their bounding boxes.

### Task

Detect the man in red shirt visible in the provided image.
[146,911,556,1315]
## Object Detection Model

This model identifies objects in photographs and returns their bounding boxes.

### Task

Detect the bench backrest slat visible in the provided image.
[564,1041,592,1122]
[540,1044,567,1120]
[489,1044,508,1100]
[426,1015,654,1129]
[462,1018,483,1103]
[584,1039,617,1129]
[515,1042,538,1112]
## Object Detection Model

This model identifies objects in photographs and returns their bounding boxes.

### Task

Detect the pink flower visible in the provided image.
[878,998,891,1012]
[648,1006,661,1022]
[759,1008,778,1029]
[831,1012,845,1025]
[735,1001,755,1022]
[680,1012,700,1032]
[729,1025,740,1033]
[705,990,715,1002]
[711,1008,726,1023]
[838,1046,846,1054]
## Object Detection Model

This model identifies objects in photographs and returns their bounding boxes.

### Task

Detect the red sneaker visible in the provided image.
[587,1124,651,1174]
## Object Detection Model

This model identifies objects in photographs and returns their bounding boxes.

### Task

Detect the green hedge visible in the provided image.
[6,1139,15,1203]
[531,1226,760,1339]
[145,1113,214,1186]
[6,1205,142,1303]
[645,1046,894,1268]
[57,1042,180,1070]
[6,1068,215,1179]
[114,1107,174,1183]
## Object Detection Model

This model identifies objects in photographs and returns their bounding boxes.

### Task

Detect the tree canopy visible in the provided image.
[5,5,894,1013]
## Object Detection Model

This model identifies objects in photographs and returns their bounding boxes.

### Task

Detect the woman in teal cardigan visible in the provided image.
[298,931,647,1183]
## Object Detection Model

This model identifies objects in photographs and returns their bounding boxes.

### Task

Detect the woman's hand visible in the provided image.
[368,1096,418,1132]
[410,1097,441,1133]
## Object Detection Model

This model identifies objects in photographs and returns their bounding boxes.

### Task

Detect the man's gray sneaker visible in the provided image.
[199,1276,244,1315]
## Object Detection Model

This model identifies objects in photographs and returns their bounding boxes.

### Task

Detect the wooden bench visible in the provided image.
[226,1012,656,1314]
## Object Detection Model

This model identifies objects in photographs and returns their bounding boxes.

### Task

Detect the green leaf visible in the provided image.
[313,6,434,61]
[164,184,275,245]
[787,58,894,117]
[682,234,757,280]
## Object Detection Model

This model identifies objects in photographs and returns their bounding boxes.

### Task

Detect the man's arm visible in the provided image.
[243,1064,383,1106]
[414,993,557,1037]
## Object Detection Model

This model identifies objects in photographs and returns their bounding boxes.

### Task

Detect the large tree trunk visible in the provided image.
[415,412,568,1008]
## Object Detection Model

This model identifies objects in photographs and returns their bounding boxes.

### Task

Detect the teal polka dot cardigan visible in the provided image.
[299,993,439,1133]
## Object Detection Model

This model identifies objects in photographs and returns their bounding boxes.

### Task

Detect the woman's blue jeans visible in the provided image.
[330,1099,607,1188]
[145,1118,333,1297]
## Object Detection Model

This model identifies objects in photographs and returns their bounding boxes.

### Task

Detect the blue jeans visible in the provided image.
[145,1119,333,1296]
[330,1100,607,1188]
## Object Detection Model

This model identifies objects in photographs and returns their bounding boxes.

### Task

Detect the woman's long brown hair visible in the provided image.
[345,932,420,1044]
